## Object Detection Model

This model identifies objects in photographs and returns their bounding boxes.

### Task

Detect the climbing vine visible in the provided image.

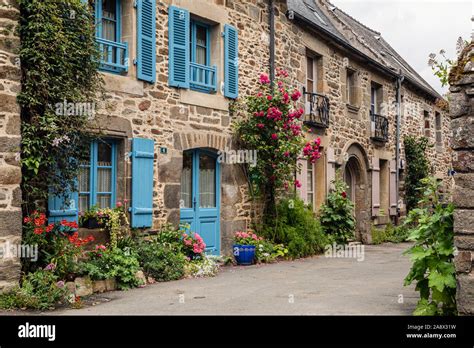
[403,136,430,213]
[18,0,103,208]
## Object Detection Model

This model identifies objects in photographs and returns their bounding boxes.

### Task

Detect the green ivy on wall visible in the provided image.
[18,0,103,208]
[403,136,430,213]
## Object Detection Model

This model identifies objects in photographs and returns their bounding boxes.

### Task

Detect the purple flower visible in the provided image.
[44,263,56,271]
[56,281,65,288]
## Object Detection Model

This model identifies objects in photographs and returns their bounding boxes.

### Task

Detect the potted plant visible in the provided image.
[79,206,101,229]
[233,231,262,265]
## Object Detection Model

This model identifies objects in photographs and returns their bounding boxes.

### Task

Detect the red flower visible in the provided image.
[291,89,302,101]
[267,95,273,101]
[257,123,265,129]
[342,192,347,198]
[271,133,278,140]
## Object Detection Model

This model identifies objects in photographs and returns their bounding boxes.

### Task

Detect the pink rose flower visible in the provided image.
[271,133,278,140]
[259,74,270,84]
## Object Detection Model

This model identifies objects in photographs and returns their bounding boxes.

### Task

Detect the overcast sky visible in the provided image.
[330,0,473,95]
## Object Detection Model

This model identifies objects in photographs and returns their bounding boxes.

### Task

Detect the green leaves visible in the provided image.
[319,173,355,244]
[18,0,103,205]
[404,136,430,213]
[403,177,457,316]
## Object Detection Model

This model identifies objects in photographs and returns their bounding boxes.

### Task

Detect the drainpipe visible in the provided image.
[395,71,404,224]
[268,0,275,89]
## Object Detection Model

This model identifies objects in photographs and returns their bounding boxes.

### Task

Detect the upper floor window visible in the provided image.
[189,20,214,92]
[435,112,442,147]
[94,0,128,73]
[306,55,317,96]
[423,110,430,138]
[78,140,117,213]
[168,5,239,99]
[370,83,381,114]
[346,68,356,106]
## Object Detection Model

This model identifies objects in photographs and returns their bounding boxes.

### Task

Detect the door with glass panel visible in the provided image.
[180,149,220,255]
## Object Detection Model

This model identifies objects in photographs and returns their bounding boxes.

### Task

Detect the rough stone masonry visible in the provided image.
[450,42,474,315]
[0,0,22,293]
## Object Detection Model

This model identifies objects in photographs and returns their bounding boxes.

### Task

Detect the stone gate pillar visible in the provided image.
[450,43,474,315]
[0,0,22,293]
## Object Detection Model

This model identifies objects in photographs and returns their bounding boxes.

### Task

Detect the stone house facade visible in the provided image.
[0,0,451,291]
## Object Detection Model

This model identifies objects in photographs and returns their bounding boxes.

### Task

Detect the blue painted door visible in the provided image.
[180,149,220,255]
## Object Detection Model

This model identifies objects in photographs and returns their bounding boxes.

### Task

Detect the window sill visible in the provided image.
[180,88,229,111]
[101,72,144,96]
[346,104,360,113]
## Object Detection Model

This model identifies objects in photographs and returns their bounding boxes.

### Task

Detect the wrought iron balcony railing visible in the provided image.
[190,62,217,93]
[96,37,129,73]
[302,88,330,128]
[370,113,389,142]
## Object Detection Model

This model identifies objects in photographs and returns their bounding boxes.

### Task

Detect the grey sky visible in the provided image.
[330,0,473,95]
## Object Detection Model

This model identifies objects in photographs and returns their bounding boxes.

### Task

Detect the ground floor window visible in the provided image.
[78,140,117,212]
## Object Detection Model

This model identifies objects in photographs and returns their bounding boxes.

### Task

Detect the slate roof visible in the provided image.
[286,0,442,99]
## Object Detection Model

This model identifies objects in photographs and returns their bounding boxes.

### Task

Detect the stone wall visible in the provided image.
[450,43,474,315]
[0,0,22,293]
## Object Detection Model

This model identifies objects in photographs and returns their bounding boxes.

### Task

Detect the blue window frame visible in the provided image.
[94,0,129,73]
[189,20,216,93]
[78,140,117,212]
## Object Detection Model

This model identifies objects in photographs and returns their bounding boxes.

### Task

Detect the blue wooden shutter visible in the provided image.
[131,138,154,228]
[168,6,190,88]
[136,0,156,83]
[48,186,79,224]
[224,24,238,99]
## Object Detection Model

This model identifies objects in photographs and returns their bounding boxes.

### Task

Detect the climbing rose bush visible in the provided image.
[235,69,321,222]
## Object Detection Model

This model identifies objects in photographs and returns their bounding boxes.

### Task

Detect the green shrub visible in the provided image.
[371,223,410,245]
[136,237,186,282]
[388,224,410,243]
[255,239,288,263]
[404,136,430,212]
[261,198,329,259]
[404,177,456,316]
[79,246,141,290]
[0,269,69,310]
[371,226,389,245]
[319,175,355,244]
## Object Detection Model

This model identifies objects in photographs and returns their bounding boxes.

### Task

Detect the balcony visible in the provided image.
[302,88,330,128]
[96,37,129,73]
[370,113,389,142]
[190,62,217,93]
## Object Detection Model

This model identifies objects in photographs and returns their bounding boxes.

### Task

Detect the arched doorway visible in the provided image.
[342,143,370,243]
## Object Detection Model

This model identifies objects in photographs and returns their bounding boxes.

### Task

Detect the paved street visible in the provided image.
[38,242,417,315]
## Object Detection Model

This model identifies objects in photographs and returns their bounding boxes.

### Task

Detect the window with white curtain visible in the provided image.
[78,140,117,212]
[199,154,216,208]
